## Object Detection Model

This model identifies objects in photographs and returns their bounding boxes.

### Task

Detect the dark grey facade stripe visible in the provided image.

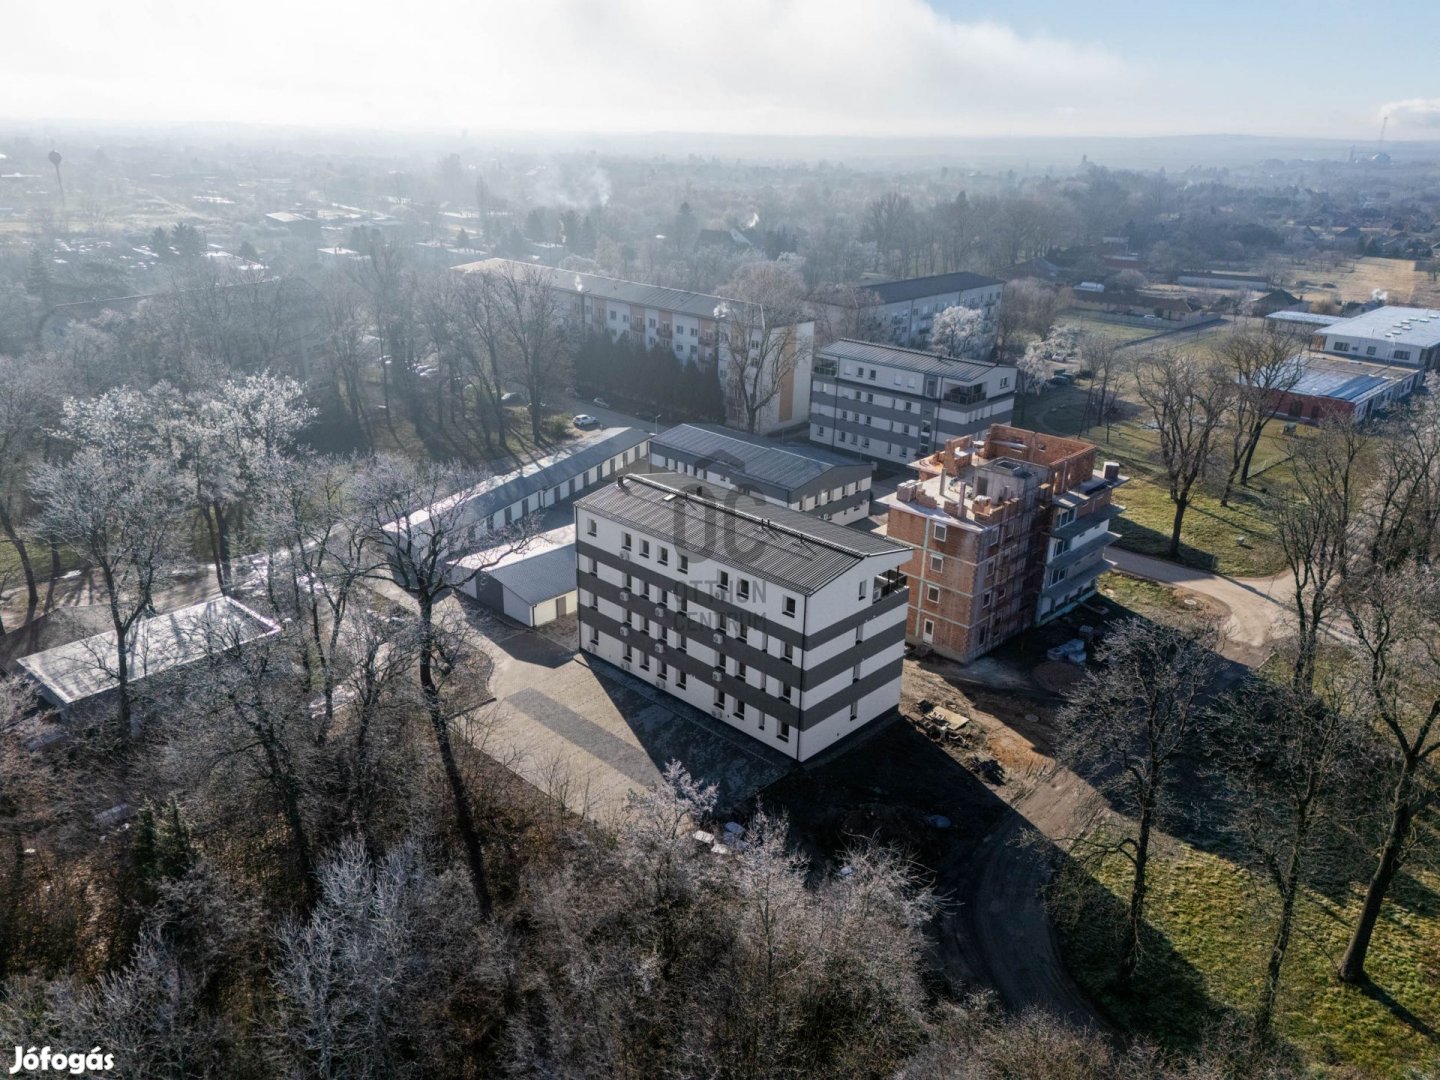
[812,388,939,423]
[934,415,1002,440]
[577,542,908,651]
[802,656,905,729]
[809,488,872,517]
[580,566,903,693]
[820,417,930,447]
[578,606,802,726]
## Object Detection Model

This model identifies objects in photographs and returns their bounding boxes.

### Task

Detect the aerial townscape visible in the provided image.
[3,2,1440,1076]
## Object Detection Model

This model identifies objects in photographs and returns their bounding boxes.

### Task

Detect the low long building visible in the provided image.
[883,425,1125,663]
[574,472,910,762]
[648,423,874,524]
[1313,305,1440,370]
[1252,353,1425,425]
[809,339,1016,465]
[13,597,280,715]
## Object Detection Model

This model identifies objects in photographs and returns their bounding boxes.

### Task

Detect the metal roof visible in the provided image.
[1322,305,1440,348]
[820,338,1005,381]
[650,424,870,494]
[577,472,907,595]
[1265,311,1342,327]
[864,271,1003,305]
[14,598,279,706]
[452,524,578,606]
[388,427,649,532]
[1285,356,1416,404]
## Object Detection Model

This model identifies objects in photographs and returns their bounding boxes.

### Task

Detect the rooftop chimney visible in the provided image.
[1103,461,1120,481]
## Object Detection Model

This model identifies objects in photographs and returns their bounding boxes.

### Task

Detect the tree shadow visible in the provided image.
[1110,518,1220,571]
[1356,977,1437,1040]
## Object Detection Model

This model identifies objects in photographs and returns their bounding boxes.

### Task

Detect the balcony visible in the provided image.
[872,569,908,602]
[657,325,673,339]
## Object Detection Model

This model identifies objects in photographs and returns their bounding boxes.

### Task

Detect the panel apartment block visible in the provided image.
[574,472,910,762]
[648,423,875,525]
[809,339,1017,465]
[882,424,1126,663]
[454,258,815,433]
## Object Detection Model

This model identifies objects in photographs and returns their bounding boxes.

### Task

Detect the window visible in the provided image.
[718,570,730,592]
[639,539,650,559]
[933,523,947,543]
[783,596,796,618]
[649,316,656,328]
[930,554,944,573]
[858,580,867,601]
[849,702,859,722]
[675,633,687,653]
[853,662,862,684]
[623,644,633,662]
[780,683,792,703]
[1000,376,1010,388]
[1395,350,1411,361]
[621,531,632,551]
[624,573,634,592]
[678,553,689,573]
[782,642,795,664]
[737,579,750,600]
[590,591,599,609]
[778,722,791,743]
[982,590,992,609]
[715,687,725,708]
[1334,341,1350,353]
[639,653,650,671]
[609,310,616,321]
[1366,346,1377,356]
[926,585,940,603]
[658,547,669,566]
[734,701,746,721]
[589,626,599,646]
[735,660,746,682]
[676,670,687,689]
[923,619,935,638]
[757,712,765,731]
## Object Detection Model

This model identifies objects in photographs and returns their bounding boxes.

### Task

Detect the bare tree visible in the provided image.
[0,355,57,616]
[481,262,570,442]
[718,261,810,433]
[1132,349,1230,560]
[1215,675,1368,1038]
[1215,327,1305,505]
[1270,420,1363,691]
[33,448,187,740]
[994,278,1060,359]
[358,456,532,916]
[1056,619,1222,984]
[1335,562,1440,983]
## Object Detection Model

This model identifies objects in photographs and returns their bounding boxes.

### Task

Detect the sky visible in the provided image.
[3,0,1439,141]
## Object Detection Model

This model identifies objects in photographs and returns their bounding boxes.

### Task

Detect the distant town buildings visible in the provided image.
[453,259,815,434]
[574,472,910,761]
[882,425,1126,664]
[809,339,1017,465]
[648,423,874,525]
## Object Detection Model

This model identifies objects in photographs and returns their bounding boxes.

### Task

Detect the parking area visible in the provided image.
[468,602,792,825]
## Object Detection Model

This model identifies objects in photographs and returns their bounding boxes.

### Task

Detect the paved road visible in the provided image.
[1106,548,1290,665]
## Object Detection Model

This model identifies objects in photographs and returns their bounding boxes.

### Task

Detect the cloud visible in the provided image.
[0,0,1142,136]
[1380,98,1440,130]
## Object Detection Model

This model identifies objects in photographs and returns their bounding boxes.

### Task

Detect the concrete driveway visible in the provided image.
[472,606,791,825]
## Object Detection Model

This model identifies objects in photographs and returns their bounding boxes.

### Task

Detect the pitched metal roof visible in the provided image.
[650,424,870,494]
[577,472,906,595]
[388,427,649,531]
[14,598,279,706]
[820,338,1004,381]
[864,271,1003,305]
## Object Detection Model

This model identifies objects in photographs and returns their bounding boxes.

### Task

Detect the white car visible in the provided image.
[572,413,599,428]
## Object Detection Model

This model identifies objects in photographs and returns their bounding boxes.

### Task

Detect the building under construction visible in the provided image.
[882,424,1126,663]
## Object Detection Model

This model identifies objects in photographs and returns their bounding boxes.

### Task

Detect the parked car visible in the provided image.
[592,397,610,408]
[500,391,525,405]
[572,413,599,428]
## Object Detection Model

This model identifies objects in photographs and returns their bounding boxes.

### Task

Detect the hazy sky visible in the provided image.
[5,0,1438,140]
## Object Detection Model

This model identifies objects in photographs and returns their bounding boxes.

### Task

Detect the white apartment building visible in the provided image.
[454,259,815,434]
[809,339,1017,465]
[574,473,910,762]
[648,423,875,525]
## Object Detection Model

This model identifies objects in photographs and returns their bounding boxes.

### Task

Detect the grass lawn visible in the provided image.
[1027,383,1293,576]
[1057,311,1161,343]
[1062,842,1440,1077]
[1096,570,1224,629]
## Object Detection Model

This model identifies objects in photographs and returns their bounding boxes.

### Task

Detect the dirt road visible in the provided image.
[1106,549,1289,665]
